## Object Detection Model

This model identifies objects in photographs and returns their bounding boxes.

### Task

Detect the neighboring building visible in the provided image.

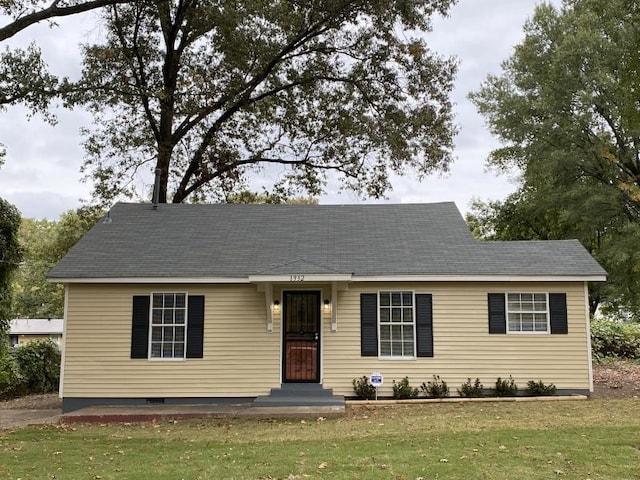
[9,318,64,348]
[48,202,606,412]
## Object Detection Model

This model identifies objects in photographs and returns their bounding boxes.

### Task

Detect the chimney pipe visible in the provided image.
[152,168,161,209]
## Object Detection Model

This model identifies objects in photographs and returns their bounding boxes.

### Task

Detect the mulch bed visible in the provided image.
[1,362,638,410]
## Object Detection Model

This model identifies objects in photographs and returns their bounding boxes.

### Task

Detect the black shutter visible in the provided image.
[131,295,150,359]
[488,293,507,334]
[360,293,378,356]
[416,294,433,357]
[186,295,205,358]
[549,293,568,334]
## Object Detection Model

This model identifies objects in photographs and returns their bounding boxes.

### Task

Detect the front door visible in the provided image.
[283,291,320,382]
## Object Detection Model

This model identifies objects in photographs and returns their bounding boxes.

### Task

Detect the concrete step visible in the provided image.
[268,384,335,398]
[254,383,345,407]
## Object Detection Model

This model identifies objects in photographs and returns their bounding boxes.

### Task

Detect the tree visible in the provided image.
[468,0,640,318]
[0,0,138,164]
[470,0,640,220]
[466,176,640,317]
[0,198,22,350]
[72,0,458,205]
[12,207,102,319]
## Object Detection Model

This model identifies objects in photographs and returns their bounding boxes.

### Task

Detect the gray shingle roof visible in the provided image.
[48,202,606,280]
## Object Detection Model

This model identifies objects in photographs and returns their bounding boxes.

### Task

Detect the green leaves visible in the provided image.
[71,0,457,204]
[469,0,640,317]
[470,0,640,218]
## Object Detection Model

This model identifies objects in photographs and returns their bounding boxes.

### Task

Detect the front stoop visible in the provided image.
[253,383,345,408]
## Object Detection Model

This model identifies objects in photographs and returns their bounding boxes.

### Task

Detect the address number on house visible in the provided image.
[290,275,305,282]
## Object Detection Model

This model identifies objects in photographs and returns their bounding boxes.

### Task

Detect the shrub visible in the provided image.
[0,340,61,398]
[421,375,450,398]
[0,352,24,398]
[457,377,484,397]
[392,376,419,399]
[493,376,518,397]
[352,376,377,400]
[591,320,640,361]
[525,380,557,396]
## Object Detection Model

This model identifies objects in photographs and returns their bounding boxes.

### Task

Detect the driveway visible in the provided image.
[0,409,61,429]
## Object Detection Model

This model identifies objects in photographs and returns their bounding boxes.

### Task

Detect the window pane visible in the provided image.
[521,301,533,311]
[380,292,390,306]
[391,341,402,355]
[175,327,185,342]
[162,343,173,358]
[534,300,547,311]
[402,292,413,306]
[164,327,174,341]
[391,292,401,306]
[163,309,174,323]
[380,342,391,356]
[403,327,414,342]
[403,308,413,322]
[391,324,402,340]
[174,342,185,358]
[152,327,162,341]
[508,313,521,332]
[403,342,413,355]
[507,293,519,303]
[391,308,401,322]
[380,309,390,323]
[175,294,186,308]
[521,293,533,302]
[152,309,162,324]
[164,294,174,308]
[153,294,163,308]
[174,309,185,324]
[380,325,391,341]
[151,343,161,358]
[534,293,546,302]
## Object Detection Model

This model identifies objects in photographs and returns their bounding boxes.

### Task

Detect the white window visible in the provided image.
[379,291,415,357]
[507,293,549,333]
[150,293,187,359]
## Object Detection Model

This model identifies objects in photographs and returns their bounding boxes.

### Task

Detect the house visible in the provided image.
[9,318,64,348]
[49,202,606,412]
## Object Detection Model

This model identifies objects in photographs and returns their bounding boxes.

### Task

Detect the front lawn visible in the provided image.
[1,399,639,479]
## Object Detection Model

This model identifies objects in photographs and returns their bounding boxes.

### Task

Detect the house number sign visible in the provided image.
[290,275,305,282]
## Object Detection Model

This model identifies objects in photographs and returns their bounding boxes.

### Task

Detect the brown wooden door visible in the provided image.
[283,291,320,382]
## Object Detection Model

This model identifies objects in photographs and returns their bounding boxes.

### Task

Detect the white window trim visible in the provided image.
[148,292,189,361]
[505,292,550,335]
[377,290,416,360]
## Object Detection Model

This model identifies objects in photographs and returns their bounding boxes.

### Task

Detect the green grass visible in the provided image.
[2,399,640,479]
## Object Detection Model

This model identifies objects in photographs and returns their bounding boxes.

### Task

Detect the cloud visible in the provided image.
[0,0,560,219]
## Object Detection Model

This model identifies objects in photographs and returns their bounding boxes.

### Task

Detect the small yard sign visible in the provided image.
[369,372,383,387]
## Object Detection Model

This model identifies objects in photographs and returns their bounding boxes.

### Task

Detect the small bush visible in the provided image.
[0,352,25,398]
[493,376,518,397]
[591,320,640,361]
[352,376,377,400]
[392,376,419,399]
[525,380,557,396]
[421,375,450,398]
[457,377,484,397]
[0,340,61,398]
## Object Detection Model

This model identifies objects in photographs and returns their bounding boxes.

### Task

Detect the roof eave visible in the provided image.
[49,274,607,284]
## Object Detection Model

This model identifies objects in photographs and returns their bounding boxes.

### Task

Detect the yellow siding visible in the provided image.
[323,282,590,396]
[63,284,281,398]
[62,281,590,399]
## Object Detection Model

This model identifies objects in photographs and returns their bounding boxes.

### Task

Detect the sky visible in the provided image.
[0,0,561,220]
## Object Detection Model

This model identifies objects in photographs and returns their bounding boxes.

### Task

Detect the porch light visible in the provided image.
[324,299,331,313]
[272,300,281,314]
